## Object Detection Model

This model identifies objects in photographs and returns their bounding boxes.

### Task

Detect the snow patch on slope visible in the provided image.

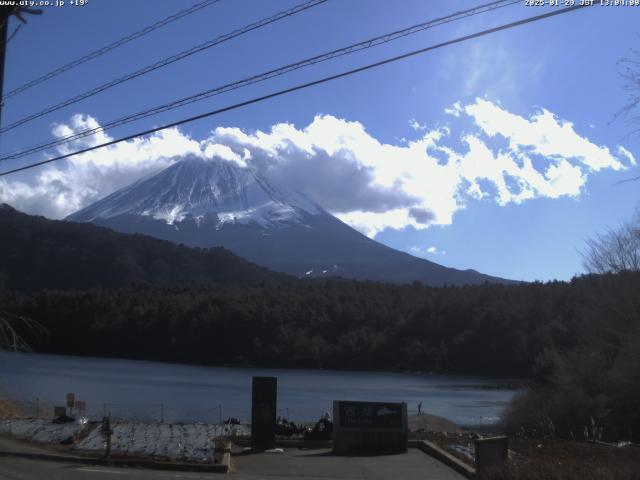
[68,157,324,229]
[217,202,304,229]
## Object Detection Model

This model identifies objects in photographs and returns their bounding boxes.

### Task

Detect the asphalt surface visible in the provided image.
[0,450,466,480]
[0,435,465,479]
[232,448,466,479]
[0,457,216,479]
[0,436,59,455]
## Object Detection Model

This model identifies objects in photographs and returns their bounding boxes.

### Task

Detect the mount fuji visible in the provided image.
[68,157,510,285]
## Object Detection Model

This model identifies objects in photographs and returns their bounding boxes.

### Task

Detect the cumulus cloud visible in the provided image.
[408,207,436,225]
[464,99,628,172]
[202,143,247,167]
[0,114,201,218]
[207,120,418,215]
[0,100,635,237]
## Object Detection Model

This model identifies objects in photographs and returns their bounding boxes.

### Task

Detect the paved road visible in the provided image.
[0,435,218,479]
[0,449,466,480]
[0,433,465,480]
[232,448,466,480]
[0,435,68,455]
[0,451,465,480]
[0,457,217,479]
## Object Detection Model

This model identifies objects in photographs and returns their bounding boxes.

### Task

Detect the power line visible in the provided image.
[6,23,21,45]
[0,0,520,163]
[0,0,518,160]
[2,0,223,101]
[0,0,328,135]
[0,3,594,178]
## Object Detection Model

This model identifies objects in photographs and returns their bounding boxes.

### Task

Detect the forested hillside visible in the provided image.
[0,204,286,290]
[4,271,639,379]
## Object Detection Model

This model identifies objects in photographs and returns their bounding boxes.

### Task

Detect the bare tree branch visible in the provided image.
[582,211,640,274]
[0,311,46,352]
[613,45,640,133]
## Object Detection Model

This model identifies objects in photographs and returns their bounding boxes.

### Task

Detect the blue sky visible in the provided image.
[1,0,639,281]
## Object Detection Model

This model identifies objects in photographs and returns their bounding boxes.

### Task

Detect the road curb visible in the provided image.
[0,450,230,473]
[232,438,333,451]
[409,440,476,479]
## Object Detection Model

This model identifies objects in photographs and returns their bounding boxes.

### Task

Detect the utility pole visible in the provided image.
[0,6,42,127]
[0,8,11,125]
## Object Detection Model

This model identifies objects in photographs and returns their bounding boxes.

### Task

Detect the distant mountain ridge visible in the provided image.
[68,157,513,286]
[0,204,286,291]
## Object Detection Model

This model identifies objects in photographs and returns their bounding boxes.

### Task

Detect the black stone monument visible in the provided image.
[251,376,277,450]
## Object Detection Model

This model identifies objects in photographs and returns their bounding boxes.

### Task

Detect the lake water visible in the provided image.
[0,352,520,426]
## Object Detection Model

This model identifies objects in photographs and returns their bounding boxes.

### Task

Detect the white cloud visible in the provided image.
[409,118,427,131]
[618,146,637,166]
[442,34,545,101]
[464,99,628,172]
[0,100,635,237]
[202,143,247,167]
[444,101,462,118]
[187,104,634,236]
[0,115,204,219]
[410,245,446,256]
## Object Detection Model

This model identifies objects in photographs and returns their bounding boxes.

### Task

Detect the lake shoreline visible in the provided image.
[17,349,529,389]
[0,351,519,427]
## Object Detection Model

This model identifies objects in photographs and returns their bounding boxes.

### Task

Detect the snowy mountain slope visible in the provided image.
[68,157,512,286]
[69,157,322,227]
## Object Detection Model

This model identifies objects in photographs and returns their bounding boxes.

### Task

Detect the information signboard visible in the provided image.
[338,401,404,429]
[333,400,408,454]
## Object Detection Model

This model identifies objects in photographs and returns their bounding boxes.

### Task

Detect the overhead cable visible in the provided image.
[0,0,519,162]
[2,0,223,101]
[0,3,594,178]
[0,0,328,134]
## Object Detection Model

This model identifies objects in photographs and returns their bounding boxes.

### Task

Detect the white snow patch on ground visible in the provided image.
[0,418,84,444]
[1,418,249,463]
[75,422,249,463]
[451,443,475,461]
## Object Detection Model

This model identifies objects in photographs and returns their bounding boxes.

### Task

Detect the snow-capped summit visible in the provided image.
[68,157,511,286]
[69,156,322,228]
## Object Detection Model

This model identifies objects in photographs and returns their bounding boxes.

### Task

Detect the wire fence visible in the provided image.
[1,397,332,427]
[2,398,228,423]
[2,397,502,432]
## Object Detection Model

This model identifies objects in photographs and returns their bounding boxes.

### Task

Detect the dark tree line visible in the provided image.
[5,271,639,440]
[3,271,639,381]
[0,204,286,292]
